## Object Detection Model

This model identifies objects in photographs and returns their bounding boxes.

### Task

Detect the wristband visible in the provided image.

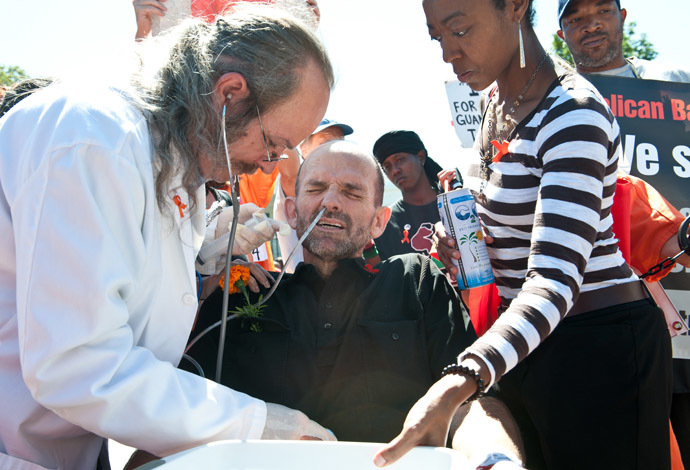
[196,271,203,301]
[441,363,486,403]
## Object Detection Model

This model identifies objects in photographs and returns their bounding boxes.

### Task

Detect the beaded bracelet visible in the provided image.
[441,364,486,403]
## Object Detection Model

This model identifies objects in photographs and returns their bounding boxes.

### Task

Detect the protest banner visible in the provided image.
[588,75,690,358]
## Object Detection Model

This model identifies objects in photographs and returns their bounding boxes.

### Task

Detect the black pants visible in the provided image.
[671,392,690,467]
[496,298,672,470]
[671,358,690,467]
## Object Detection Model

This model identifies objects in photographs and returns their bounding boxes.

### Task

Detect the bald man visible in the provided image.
[185,142,523,467]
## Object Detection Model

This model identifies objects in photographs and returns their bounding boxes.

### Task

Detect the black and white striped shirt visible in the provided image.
[458,72,636,386]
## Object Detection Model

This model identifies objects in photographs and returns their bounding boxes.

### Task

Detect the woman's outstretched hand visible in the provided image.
[373,374,474,467]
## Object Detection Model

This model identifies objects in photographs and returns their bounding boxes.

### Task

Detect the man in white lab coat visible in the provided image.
[0,4,334,469]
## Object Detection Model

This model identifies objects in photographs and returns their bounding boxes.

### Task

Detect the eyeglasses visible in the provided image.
[256,104,288,163]
[255,104,273,162]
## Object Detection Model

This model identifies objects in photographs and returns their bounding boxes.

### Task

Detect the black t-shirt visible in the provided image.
[374,199,440,261]
[184,255,475,442]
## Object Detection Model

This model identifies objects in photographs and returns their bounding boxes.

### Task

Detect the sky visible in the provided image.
[1,0,688,204]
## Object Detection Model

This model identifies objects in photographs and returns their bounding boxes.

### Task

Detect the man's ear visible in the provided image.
[620,8,627,22]
[416,150,427,166]
[370,206,391,239]
[213,72,252,110]
[557,29,565,40]
[285,196,298,230]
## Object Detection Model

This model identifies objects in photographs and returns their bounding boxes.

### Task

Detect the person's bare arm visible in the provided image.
[374,355,489,466]
[449,397,525,468]
[659,228,690,268]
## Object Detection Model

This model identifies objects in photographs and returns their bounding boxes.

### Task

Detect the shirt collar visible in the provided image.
[290,257,377,284]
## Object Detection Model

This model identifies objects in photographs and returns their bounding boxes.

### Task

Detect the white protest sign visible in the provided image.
[445,80,482,148]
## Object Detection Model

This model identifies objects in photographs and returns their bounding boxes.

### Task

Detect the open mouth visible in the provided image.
[317,221,344,230]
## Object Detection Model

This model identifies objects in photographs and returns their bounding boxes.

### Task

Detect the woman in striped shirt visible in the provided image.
[375,0,672,468]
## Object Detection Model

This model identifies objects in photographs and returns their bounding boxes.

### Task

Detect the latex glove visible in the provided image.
[261,403,337,441]
[197,208,291,266]
[214,203,262,239]
[196,203,253,275]
[233,213,291,256]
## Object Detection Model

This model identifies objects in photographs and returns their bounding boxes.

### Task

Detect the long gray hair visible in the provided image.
[134,3,334,211]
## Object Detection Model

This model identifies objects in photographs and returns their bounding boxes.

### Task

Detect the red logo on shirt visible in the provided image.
[364,264,379,274]
[410,223,435,255]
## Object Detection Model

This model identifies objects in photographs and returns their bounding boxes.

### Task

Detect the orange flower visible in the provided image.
[218,265,252,294]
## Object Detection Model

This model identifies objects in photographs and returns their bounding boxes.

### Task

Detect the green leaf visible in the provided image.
[551,34,574,66]
[621,22,658,61]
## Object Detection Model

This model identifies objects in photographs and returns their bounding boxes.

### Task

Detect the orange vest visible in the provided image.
[238,168,280,271]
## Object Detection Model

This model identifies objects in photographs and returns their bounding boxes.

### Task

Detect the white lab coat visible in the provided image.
[0,83,266,470]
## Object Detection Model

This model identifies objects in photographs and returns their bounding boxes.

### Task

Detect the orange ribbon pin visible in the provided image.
[490,140,511,162]
[173,195,187,218]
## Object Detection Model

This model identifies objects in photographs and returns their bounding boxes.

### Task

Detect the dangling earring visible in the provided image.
[518,20,526,69]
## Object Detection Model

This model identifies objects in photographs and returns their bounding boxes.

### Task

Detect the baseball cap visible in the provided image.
[313,118,353,136]
[558,0,621,25]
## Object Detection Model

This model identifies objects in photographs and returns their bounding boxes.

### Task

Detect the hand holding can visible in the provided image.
[437,188,494,289]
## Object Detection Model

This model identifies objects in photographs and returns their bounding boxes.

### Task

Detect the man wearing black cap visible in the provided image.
[372,130,444,263]
[557,0,690,81]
